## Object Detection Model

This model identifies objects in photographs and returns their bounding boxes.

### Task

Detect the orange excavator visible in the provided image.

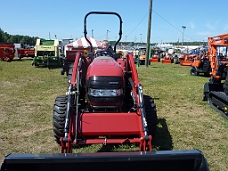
[203,33,228,119]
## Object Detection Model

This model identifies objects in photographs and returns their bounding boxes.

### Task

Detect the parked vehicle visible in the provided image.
[190,50,210,76]
[0,11,210,171]
[162,54,174,63]
[0,43,15,62]
[203,33,228,119]
[17,48,35,59]
[150,47,161,63]
[32,39,62,68]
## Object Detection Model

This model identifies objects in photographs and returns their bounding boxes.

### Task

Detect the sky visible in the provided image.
[1,0,228,44]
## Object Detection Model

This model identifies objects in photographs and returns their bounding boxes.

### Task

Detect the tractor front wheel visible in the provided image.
[144,95,157,137]
[53,95,67,144]
[190,67,198,76]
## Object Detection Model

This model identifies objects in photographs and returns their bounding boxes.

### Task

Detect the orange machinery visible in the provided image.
[203,33,228,119]
[162,54,174,63]
[180,53,198,66]
[150,47,161,63]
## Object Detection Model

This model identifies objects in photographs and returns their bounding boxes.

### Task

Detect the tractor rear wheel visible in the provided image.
[53,95,67,144]
[144,95,157,137]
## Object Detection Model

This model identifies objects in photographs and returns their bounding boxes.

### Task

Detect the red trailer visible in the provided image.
[0,43,15,62]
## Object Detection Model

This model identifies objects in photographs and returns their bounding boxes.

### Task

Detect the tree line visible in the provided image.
[0,27,206,47]
[0,28,39,46]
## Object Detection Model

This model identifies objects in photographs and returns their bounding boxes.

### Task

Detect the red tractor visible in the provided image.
[0,43,15,62]
[53,12,157,153]
[0,12,210,171]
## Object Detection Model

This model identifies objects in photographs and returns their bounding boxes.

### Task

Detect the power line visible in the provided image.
[127,9,197,42]
[127,13,148,37]
[152,10,196,42]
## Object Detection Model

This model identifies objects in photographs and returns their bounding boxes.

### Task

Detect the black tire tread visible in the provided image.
[143,95,157,137]
[53,95,67,144]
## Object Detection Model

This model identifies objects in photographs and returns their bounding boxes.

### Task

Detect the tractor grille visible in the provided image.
[87,76,123,89]
[87,76,124,108]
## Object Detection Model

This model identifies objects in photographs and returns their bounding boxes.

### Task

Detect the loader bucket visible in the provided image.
[1,150,209,171]
[180,61,193,66]
[150,58,160,62]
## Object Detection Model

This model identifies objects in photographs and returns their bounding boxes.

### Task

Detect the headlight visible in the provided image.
[88,88,123,97]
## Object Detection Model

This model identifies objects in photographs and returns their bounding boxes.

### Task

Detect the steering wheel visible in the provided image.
[95,50,109,57]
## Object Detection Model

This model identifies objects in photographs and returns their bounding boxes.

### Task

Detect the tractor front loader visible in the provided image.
[54,11,157,153]
[0,11,210,171]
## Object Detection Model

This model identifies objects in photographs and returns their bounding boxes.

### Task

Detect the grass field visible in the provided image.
[0,58,228,171]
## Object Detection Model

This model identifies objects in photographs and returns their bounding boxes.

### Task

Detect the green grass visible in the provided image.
[0,58,228,171]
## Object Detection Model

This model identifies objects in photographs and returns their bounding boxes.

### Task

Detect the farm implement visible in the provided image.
[0,11,210,171]
[17,48,35,59]
[32,39,62,68]
[0,43,15,62]
[162,54,174,63]
[179,54,197,66]
[150,47,161,63]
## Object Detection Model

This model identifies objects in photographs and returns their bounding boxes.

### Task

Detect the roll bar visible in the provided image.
[84,11,123,52]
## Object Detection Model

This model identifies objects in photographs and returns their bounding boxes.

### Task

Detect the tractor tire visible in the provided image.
[143,95,157,137]
[53,95,67,144]
[204,72,210,77]
[190,67,198,76]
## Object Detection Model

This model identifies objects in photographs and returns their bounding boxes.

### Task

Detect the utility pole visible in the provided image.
[182,26,186,47]
[92,29,94,38]
[145,0,153,67]
[106,30,110,40]
[140,34,142,44]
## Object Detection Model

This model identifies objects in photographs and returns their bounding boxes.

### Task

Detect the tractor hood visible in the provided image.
[86,56,123,78]
[86,56,124,109]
